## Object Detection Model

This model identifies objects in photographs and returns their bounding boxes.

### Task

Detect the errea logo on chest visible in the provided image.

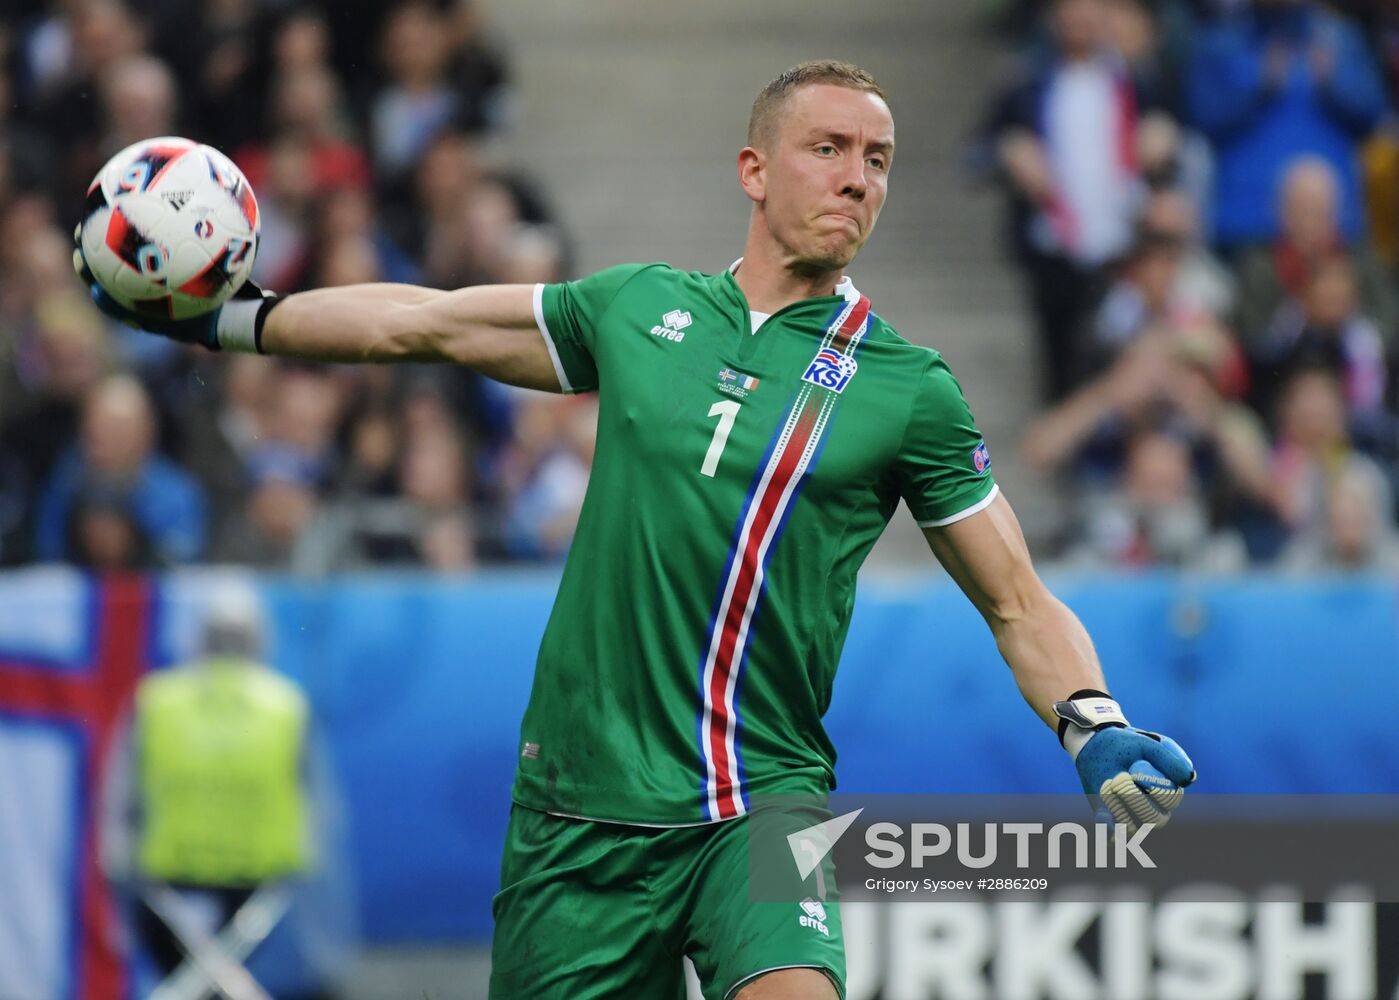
[650,309,691,342]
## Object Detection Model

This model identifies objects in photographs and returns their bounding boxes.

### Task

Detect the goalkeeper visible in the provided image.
[80,61,1194,1000]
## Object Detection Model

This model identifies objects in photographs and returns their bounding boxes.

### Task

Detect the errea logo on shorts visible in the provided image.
[799,897,830,937]
[650,309,691,342]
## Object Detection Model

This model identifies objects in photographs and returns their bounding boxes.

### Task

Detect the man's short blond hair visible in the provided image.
[746,60,888,150]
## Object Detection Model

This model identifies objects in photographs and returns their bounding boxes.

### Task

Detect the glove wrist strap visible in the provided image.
[216,295,281,354]
[1052,689,1129,760]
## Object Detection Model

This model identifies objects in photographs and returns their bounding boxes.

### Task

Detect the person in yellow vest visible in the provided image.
[103,585,328,999]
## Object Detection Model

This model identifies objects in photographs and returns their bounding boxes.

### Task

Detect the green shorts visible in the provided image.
[489,804,845,1000]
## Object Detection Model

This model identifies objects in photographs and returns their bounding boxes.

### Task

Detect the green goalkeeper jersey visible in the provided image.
[515,261,997,825]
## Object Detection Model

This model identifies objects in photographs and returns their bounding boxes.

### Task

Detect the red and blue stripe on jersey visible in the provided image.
[696,293,872,821]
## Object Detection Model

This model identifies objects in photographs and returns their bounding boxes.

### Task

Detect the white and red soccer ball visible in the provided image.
[79,136,260,321]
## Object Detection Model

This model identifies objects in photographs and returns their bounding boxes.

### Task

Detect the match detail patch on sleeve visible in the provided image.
[971,440,991,475]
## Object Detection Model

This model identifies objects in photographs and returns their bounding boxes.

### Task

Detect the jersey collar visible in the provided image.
[727,256,861,304]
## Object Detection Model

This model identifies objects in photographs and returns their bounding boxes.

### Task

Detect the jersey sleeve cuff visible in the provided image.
[916,482,1000,528]
[532,282,573,394]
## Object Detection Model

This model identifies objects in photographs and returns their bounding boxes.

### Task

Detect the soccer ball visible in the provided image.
[79,136,259,321]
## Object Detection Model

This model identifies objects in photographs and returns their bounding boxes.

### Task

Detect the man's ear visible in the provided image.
[738,146,766,203]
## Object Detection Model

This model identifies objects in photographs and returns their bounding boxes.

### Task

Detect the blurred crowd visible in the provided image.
[977,0,1399,572]
[0,0,598,573]
[9,0,1398,579]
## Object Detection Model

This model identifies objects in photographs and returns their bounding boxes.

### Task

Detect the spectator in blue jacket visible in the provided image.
[1187,0,1386,250]
[36,374,208,565]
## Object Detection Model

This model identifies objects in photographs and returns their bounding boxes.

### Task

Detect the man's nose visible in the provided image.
[839,157,867,200]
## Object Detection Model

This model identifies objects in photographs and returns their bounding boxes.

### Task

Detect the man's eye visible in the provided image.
[816,145,836,156]
[867,157,886,170]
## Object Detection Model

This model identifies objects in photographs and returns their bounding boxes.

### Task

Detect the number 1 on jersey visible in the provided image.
[701,400,741,477]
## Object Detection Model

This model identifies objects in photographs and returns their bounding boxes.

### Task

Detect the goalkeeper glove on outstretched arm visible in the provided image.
[73,233,280,354]
[1053,690,1196,836]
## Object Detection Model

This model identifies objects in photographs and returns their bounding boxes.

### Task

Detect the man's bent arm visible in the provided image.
[923,493,1104,729]
[262,283,561,392]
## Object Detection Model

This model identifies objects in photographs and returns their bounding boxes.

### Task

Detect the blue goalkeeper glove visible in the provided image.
[1053,690,1196,836]
[73,230,279,353]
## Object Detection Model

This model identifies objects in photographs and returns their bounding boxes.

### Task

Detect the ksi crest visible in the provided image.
[801,348,858,394]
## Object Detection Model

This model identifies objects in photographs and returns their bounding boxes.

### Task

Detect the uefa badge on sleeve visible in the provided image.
[801,349,859,394]
[971,441,991,475]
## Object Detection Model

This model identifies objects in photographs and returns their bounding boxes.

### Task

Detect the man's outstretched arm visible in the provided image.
[924,493,1195,831]
[923,492,1102,726]
[260,283,559,390]
[74,235,562,392]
